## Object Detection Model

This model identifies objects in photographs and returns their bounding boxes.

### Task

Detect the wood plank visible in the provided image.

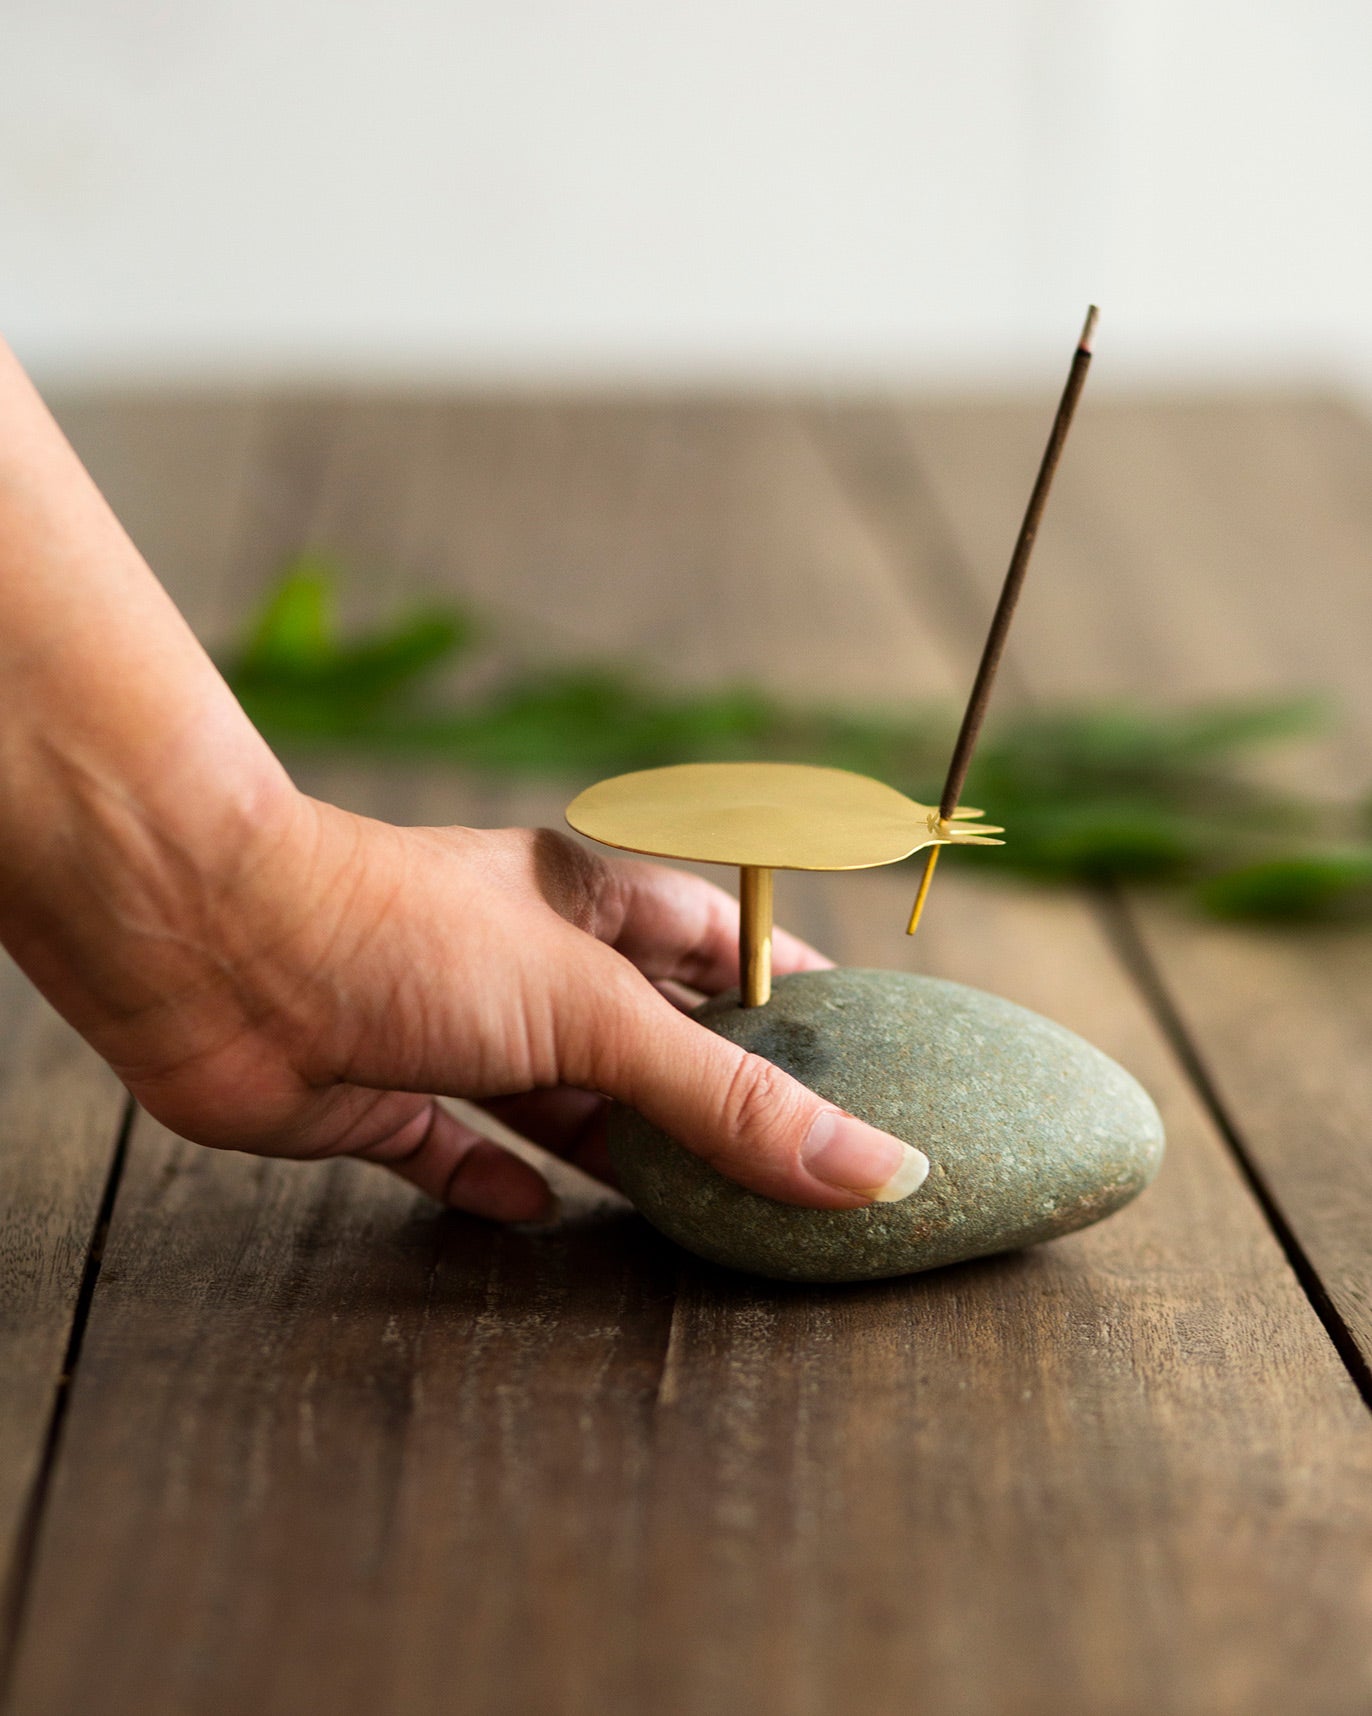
[294,393,952,702]
[0,971,126,1639]
[1116,403,1372,1373]
[884,395,1372,1370]
[49,392,268,640]
[9,396,1372,1716]
[2,395,269,1679]
[3,391,958,1714]
[3,397,683,1716]
[619,400,1372,1713]
[6,1115,676,1716]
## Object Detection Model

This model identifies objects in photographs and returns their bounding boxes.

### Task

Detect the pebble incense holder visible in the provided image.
[566,309,1165,1283]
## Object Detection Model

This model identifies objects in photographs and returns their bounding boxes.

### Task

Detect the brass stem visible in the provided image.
[739,865,774,1007]
[905,843,941,936]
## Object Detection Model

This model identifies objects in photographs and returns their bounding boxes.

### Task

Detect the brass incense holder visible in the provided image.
[560,311,1168,1288]
[567,762,1002,1006]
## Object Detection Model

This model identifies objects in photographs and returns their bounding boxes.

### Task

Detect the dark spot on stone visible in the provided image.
[700,994,828,1082]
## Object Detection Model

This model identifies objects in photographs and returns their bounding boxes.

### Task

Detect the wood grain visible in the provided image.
[292,393,953,701]
[6,396,1372,1716]
[7,1115,676,1716]
[50,392,268,641]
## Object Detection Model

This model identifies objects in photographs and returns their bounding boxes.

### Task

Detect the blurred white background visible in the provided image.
[3,0,1369,392]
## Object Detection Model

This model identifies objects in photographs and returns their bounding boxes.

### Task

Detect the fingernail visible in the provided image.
[801,1110,930,1202]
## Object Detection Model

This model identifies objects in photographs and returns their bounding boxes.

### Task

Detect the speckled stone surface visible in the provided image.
[608,968,1165,1282]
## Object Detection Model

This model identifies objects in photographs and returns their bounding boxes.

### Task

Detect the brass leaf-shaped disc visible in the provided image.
[566,762,1002,873]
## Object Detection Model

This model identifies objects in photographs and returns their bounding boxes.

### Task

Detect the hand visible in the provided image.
[80,791,926,1222]
[0,339,926,1223]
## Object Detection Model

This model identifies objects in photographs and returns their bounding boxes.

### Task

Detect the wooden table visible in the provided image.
[3,394,1371,1716]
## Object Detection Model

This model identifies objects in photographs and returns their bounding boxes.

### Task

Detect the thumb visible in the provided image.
[576,959,929,1209]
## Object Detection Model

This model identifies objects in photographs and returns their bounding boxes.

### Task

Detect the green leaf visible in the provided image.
[974,801,1201,881]
[1197,850,1372,919]
[227,557,477,714]
[321,609,473,702]
[1161,696,1328,757]
[239,554,337,675]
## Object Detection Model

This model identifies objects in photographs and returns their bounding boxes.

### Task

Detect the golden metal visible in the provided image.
[566,763,1002,872]
[905,844,941,936]
[740,866,774,1007]
[567,762,1003,1007]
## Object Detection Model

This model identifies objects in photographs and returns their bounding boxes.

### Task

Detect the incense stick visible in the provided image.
[907,305,1098,936]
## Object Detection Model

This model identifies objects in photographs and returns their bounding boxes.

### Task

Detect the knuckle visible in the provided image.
[717,1052,803,1149]
[528,827,612,932]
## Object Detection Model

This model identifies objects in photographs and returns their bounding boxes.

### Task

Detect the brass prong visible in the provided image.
[905,844,941,936]
[740,865,774,1006]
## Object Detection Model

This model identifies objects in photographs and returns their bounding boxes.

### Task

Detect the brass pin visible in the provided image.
[739,865,774,1006]
[905,843,941,936]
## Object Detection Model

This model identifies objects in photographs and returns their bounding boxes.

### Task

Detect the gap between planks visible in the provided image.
[1097,887,1372,1411]
[0,1095,133,1711]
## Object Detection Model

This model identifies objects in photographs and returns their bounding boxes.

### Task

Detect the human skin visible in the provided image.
[0,342,928,1224]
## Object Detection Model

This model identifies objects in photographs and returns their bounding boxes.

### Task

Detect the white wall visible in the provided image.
[2,0,1369,390]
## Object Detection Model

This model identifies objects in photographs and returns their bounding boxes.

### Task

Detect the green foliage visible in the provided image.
[221,557,1372,922]
[1197,851,1372,920]
[234,554,474,726]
